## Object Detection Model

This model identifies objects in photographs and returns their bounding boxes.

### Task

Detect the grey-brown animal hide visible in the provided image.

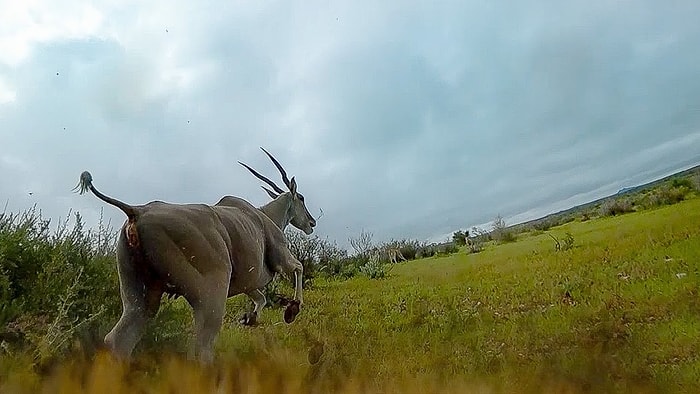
[75,154,312,364]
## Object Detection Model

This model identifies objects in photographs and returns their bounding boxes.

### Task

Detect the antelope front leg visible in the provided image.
[281,265,303,324]
[293,269,304,305]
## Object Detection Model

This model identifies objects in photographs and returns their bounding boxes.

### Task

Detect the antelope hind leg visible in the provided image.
[105,239,163,359]
[240,289,266,326]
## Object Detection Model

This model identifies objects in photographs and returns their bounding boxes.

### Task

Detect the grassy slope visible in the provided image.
[2,198,700,393]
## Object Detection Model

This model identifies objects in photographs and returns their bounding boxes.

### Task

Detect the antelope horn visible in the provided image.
[260,147,292,189]
[238,161,285,194]
[261,186,279,199]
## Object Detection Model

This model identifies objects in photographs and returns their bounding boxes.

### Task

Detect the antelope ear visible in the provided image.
[289,177,297,196]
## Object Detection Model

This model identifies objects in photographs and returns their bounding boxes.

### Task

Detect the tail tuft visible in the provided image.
[73,171,93,195]
[71,170,137,219]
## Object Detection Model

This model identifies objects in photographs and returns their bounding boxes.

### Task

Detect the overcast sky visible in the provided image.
[1,1,699,247]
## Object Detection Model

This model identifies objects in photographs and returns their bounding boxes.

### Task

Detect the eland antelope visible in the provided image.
[75,148,315,363]
[386,246,406,265]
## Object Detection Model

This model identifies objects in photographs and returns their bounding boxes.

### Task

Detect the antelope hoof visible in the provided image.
[275,294,291,307]
[239,312,258,326]
[284,300,301,324]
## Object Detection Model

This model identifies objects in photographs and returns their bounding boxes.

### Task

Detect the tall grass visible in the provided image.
[1,198,700,392]
[0,206,121,364]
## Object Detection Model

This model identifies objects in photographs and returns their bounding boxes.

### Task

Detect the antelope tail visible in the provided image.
[73,171,138,220]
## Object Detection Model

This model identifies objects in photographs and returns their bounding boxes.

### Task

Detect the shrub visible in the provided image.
[436,243,459,256]
[562,232,575,251]
[319,255,360,281]
[0,207,120,362]
[531,219,552,231]
[452,230,468,246]
[397,240,420,261]
[416,245,436,259]
[671,178,693,190]
[599,199,634,216]
[638,184,691,209]
[284,229,322,289]
[499,231,518,243]
[317,239,348,273]
[561,216,576,225]
[656,185,690,204]
[337,262,360,280]
[491,214,517,243]
[549,232,575,252]
[466,227,488,254]
[359,254,392,279]
[348,230,374,261]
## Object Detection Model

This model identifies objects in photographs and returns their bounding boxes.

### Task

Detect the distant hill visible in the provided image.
[617,186,635,195]
[506,163,700,234]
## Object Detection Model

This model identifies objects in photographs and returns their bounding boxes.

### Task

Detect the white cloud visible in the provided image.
[0,76,15,103]
[0,1,104,67]
[1,0,699,248]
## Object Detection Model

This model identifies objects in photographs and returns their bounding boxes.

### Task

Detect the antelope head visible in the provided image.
[239,147,317,235]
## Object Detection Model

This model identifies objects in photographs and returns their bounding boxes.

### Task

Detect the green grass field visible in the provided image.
[2,198,699,393]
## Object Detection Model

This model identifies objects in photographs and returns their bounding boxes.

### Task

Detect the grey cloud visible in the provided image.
[1,1,700,249]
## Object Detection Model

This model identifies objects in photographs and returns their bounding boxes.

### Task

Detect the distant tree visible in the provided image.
[492,214,506,233]
[417,243,437,258]
[349,229,374,260]
[317,238,347,267]
[468,226,488,253]
[693,173,700,191]
[491,214,517,243]
[452,230,469,246]
[599,199,634,216]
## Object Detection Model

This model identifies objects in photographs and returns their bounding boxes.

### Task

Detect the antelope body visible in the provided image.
[76,148,315,363]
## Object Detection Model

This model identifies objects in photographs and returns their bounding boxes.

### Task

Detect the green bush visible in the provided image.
[531,220,553,231]
[550,232,575,252]
[671,178,693,190]
[284,229,322,289]
[416,245,436,259]
[358,257,392,279]
[397,240,420,261]
[491,214,517,243]
[562,232,575,251]
[498,231,518,243]
[0,207,120,362]
[452,230,467,246]
[656,185,689,204]
[599,198,634,216]
[319,255,360,281]
[637,184,691,209]
[436,243,459,256]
